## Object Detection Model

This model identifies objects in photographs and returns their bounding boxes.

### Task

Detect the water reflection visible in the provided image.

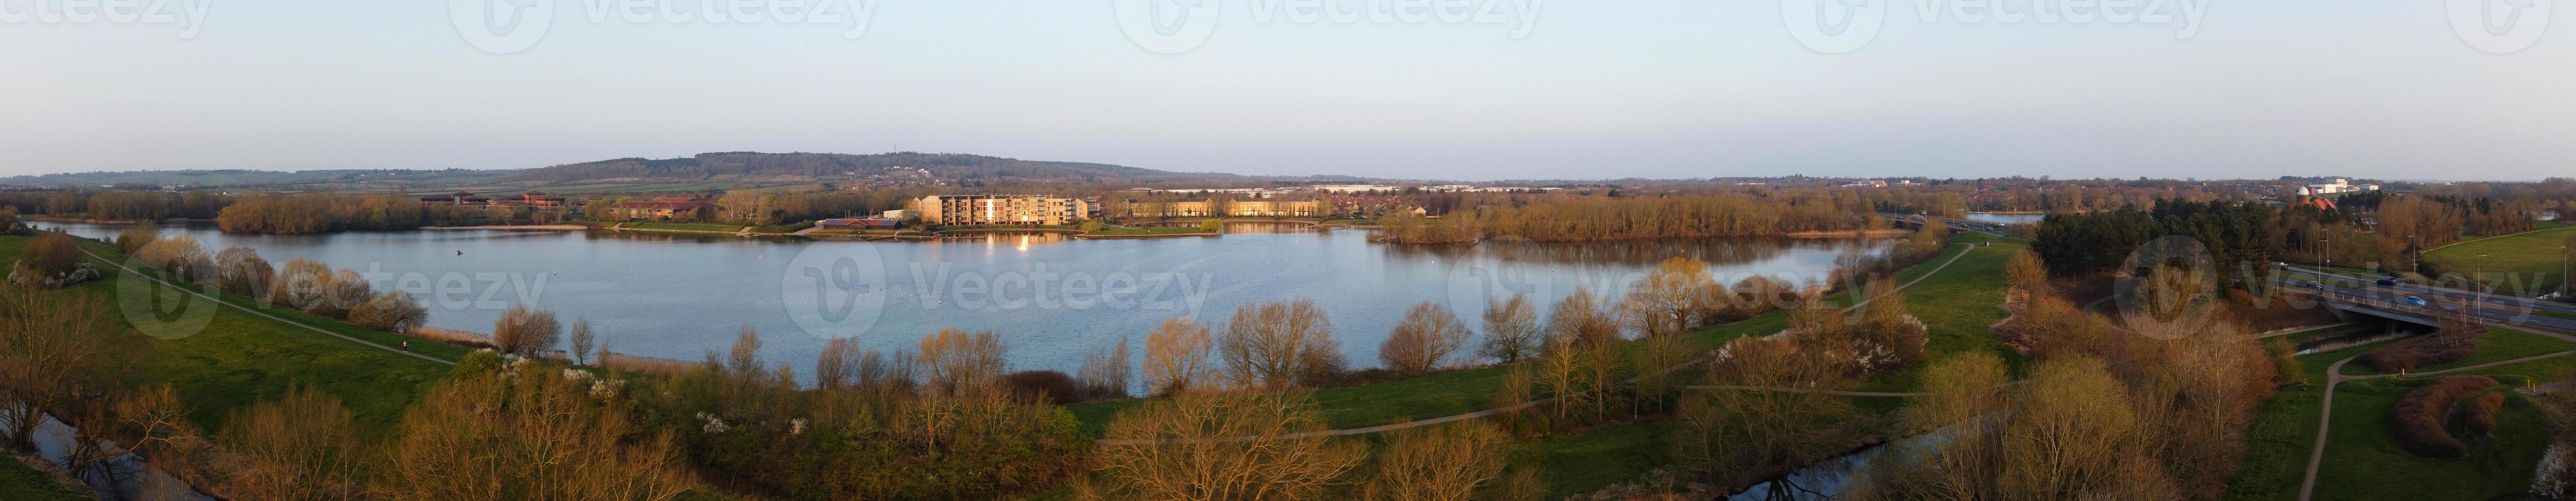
[43,222,1886,376]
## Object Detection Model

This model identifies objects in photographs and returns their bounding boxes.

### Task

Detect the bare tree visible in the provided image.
[1364,422,1511,500]
[1381,301,1473,376]
[272,258,332,309]
[1217,300,1341,391]
[1077,334,1135,399]
[918,328,1007,396]
[1624,257,1719,337]
[730,325,765,383]
[1091,391,1366,499]
[348,291,430,333]
[568,318,595,366]
[491,305,562,357]
[1144,317,1214,396]
[816,337,856,391]
[1545,287,1620,347]
[225,384,364,501]
[0,286,112,450]
[213,246,275,298]
[1480,293,1541,363]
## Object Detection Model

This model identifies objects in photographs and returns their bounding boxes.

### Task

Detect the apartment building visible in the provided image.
[916,195,1090,226]
[1112,197,1327,218]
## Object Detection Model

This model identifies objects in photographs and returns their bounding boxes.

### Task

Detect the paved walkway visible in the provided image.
[77,246,457,367]
[2295,325,2576,500]
[1101,242,1984,445]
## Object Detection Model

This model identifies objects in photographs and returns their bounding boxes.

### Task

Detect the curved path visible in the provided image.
[76,245,458,367]
[2295,325,2576,500]
[1100,242,1983,445]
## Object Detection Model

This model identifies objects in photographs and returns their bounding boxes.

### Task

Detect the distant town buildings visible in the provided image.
[602,198,721,219]
[419,191,569,208]
[2299,178,2382,196]
[916,195,1089,226]
[1114,196,1327,218]
[880,209,919,220]
[1841,180,1890,188]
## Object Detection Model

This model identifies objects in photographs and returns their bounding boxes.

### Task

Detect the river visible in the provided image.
[46,221,1888,376]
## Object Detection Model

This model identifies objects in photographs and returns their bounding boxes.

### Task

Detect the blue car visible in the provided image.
[2404,296,2428,307]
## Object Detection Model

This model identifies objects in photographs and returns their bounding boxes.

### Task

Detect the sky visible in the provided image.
[0,0,2568,181]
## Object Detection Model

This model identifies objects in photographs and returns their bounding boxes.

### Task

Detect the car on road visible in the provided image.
[2299,280,2321,289]
[2378,276,2400,287]
[2404,296,2429,307]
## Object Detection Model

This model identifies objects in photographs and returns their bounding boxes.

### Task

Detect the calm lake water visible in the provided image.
[1963,212,2047,225]
[50,221,1887,376]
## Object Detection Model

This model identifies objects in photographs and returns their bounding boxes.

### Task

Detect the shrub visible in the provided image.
[8,232,99,289]
[349,291,431,333]
[2388,375,2498,459]
[2463,392,2506,438]
[2358,330,2479,374]
[1002,370,1084,404]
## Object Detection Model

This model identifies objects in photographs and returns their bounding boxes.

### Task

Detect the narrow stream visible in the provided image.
[4,410,216,501]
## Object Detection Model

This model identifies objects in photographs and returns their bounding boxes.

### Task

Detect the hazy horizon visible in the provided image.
[4,1,2566,181]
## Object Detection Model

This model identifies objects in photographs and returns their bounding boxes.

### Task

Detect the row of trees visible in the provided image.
[0,189,229,221]
[214,193,490,234]
[2031,199,2276,281]
[1376,190,1875,243]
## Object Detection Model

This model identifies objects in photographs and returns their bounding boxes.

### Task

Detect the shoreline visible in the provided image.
[422,224,591,231]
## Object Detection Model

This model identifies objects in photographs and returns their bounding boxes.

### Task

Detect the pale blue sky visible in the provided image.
[1,0,2567,180]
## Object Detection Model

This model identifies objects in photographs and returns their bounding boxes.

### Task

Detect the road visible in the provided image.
[2277,267,2576,316]
[2268,274,2576,332]
[1877,212,2024,238]
[2295,325,2576,500]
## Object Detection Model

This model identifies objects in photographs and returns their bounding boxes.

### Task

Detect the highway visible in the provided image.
[2267,274,2576,332]
[2275,267,2576,316]
[1878,213,2024,238]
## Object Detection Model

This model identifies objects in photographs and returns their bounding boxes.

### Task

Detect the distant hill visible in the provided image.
[0,169,514,189]
[500,152,1263,185]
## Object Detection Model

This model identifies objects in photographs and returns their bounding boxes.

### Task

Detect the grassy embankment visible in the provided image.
[1504,235,2024,498]
[2227,326,2576,501]
[4,234,745,500]
[0,459,86,501]
[1057,233,2020,498]
[0,235,462,436]
[2427,221,2576,294]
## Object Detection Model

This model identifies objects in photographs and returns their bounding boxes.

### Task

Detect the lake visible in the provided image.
[47,221,1888,378]
[1963,213,2047,225]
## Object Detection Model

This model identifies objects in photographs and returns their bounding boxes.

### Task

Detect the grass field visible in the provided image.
[1064,235,2013,437]
[621,222,744,232]
[2339,327,2576,376]
[2227,338,2402,501]
[2427,221,2576,294]
[0,458,86,501]
[2308,379,2551,501]
[0,235,462,436]
[2230,327,2576,501]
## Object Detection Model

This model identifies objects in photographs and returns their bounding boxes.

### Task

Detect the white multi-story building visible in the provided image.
[2302,178,2381,195]
[915,195,1088,226]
